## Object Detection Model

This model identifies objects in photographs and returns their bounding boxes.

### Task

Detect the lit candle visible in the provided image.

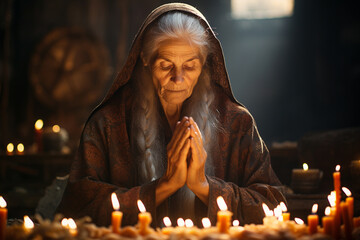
[202,218,211,229]
[185,219,194,228]
[308,203,319,234]
[137,200,151,235]
[111,193,122,233]
[280,202,290,221]
[340,201,352,239]
[17,143,24,155]
[161,217,173,235]
[322,207,334,238]
[262,203,277,226]
[177,218,185,227]
[6,143,14,155]
[216,196,232,233]
[0,197,7,240]
[342,187,354,225]
[34,119,43,153]
[333,165,341,239]
[24,215,34,233]
[291,163,322,193]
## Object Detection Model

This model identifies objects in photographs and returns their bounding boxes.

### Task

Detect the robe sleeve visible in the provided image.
[206,108,286,225]
[57,113,158,227]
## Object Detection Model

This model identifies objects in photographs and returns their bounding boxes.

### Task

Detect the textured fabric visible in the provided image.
[57,3,285,227]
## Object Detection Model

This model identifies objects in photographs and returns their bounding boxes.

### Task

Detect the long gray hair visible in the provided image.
[131,11,219,218]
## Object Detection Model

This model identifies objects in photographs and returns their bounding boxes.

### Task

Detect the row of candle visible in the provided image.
[5,119,62,155]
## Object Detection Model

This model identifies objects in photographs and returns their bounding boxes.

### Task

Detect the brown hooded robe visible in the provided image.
[57,3,286,227]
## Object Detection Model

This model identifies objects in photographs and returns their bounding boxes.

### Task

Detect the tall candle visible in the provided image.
[34,119,43,153]
[137,200,151,235]
[333,165,341,239]
[340,202,352,240]
[342,187,354,226]
[111,193,123,233]
[6,143,14,155]
[0,197,7,240]
[280,202,290,221]
[216,196,232,233]
[308,203,319,234]
[322,207,334,238]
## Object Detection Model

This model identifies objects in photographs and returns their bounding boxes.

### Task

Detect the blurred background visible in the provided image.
[0,0,359,220]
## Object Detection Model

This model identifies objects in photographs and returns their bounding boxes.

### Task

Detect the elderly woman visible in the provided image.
[58,3,285,227]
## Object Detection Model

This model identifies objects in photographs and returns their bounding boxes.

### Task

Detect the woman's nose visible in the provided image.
[170,67,184,83]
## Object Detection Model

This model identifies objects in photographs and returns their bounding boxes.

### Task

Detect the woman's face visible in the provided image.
[151,40,203,105]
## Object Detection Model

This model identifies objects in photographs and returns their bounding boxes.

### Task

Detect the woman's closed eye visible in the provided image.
[160,61,173,70]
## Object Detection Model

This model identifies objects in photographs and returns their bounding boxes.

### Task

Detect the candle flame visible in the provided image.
[111,193,120,210]
[61,218,69,227]
[311,204,318,214]
[24,215,34,229]
[163,217,172,227]
[274,205,282,218]
[279,215,284,222]
[202,218,211,228]
[280,202,287,212]
[185,219,194,228]
[335,165,340,172]
[17,143,24,153]
[68,218,77,230]
[294,218,304,225]
[216,196,228,211]
[177,218,185,227]
[233,220,240,226]
[35,119,43,130]
[328,193,336,207]
[0,197,7,208]
[262,203,273,217]
[303,163,309,171]
[137,200,146,213]
[7,143,14,153]
[52,125,60,133]
[342,187,352,197]
[325,207,331,216]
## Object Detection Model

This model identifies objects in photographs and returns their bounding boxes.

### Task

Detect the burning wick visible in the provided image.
[303,163,309,171]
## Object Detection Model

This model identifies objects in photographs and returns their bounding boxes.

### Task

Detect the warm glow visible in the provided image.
[202,218,211,228]
[68,218,77,230]
[294,218,304,225]
[0,197,7,208]
[262,203,273,217]
[177,218,185,227]
[185,219,194,228]
[328,192,336,207]
[137,200,146,213]
[17,143,24,153]
[6,143,14,153]
[35,119,43,130]
[24,215,34,229]
[111,193,120,210]
[61,218,69,227]
[311,204,318,214]
[279,216,284,222]
[217,196,228,211]
[52,125,61,133]
[342,187,352,197]
[303,163,309,171]
[233,220,240,227]
[325,207,331,216]
[280,202,287,212]
[335,165,340,172]
[163,217,171,227]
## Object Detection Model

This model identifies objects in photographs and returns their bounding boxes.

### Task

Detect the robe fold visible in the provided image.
[57,3,286,227]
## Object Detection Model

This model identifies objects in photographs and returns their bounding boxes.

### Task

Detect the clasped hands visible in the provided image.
[157,116,209,205]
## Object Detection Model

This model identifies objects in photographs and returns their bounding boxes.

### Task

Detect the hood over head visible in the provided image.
[101,2,239,107]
